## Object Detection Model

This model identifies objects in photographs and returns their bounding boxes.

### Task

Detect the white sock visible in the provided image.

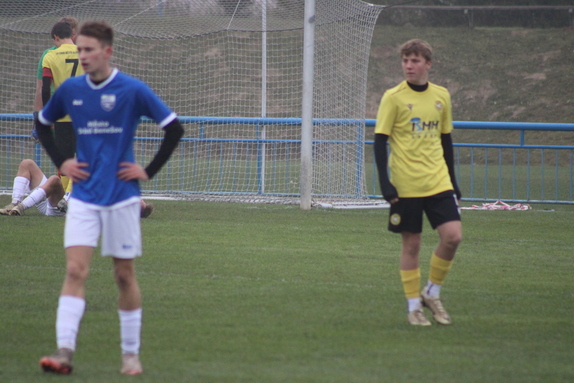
[22,188,46,209]
[423,281,442,298]
[56,295,86,351]
[407,297,422,312]
[12,176,30,204]
[119,308,142,355]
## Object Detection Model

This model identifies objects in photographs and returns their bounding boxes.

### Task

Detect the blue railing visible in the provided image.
[365,119,574,204]
[2,114,574,203]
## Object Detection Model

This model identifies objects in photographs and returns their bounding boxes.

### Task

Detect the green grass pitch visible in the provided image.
[1,196,573,382]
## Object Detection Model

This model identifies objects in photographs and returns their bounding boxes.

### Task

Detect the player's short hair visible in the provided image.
[58,16,79,31]
[79,21,114,47]
[51,21,73,40]
[400,39,433,62]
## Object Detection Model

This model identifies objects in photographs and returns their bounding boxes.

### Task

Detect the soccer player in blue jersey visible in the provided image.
[35,20,184,375]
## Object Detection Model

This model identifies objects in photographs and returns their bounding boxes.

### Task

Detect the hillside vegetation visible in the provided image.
[367,25,574,124]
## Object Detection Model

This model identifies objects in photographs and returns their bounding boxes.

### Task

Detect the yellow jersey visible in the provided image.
[42,43,84,122]
[375,80,454,198]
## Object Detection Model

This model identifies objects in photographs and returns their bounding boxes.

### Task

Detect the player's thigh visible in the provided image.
[388,198,424,234]
[65,198,101,248]
[100,201,142,259]
[424,191,461,229]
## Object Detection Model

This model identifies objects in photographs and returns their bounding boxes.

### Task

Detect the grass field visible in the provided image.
[1,197,573,382]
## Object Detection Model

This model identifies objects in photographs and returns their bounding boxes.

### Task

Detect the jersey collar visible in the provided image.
[86,68,119,90]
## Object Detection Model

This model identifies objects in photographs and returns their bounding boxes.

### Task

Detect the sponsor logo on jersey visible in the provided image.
[411,118,439,132]
[73,99,83,106]
[101,94,116,111]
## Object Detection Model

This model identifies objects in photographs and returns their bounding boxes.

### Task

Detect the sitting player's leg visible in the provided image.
[44,175,66,209]
[10,175,65,216]
[17,158,46,189]
[0,159,39,214]
[140,199,154,218]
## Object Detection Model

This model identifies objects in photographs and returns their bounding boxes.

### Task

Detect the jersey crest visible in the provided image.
[101,94,116,111]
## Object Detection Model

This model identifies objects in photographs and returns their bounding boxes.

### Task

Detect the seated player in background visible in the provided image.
[0,158,67,217]
[0,158,155,218]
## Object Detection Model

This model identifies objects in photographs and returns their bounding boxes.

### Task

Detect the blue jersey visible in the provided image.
[39,68,177,206]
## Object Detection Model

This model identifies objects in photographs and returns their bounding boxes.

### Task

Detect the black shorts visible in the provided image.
[387,190,460,234]
[54,121,76,159]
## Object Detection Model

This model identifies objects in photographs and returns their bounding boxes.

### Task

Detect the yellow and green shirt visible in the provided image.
[42,44,84,122]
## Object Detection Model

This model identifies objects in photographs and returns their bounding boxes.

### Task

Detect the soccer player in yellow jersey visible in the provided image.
[41,21,83,192]
[374,39,462,326]
[34,17,79,113]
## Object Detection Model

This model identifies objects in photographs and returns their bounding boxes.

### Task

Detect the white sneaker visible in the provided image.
[421,290,452,325]
[121,353,143,375]
[407,308,431,326]
[0,202,16,215]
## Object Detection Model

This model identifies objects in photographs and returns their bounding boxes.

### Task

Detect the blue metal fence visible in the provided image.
[365,119,574,204]
[2,114,574,204]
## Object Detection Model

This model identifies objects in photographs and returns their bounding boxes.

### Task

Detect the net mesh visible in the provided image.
[0,0,383,206]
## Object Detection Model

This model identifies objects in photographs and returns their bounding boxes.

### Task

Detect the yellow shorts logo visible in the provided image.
[390,213,401,226]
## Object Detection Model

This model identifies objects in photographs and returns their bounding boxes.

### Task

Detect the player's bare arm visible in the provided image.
[60,159,90,182]
[117,162,149,182]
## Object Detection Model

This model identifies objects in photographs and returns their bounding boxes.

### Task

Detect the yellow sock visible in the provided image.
[429,253,453,286]
[60,175,71,192]
[400,268,421,299]
[64,176,73,193]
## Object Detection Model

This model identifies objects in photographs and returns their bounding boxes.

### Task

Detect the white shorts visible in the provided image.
[64,197,142,258]
[30,175,65,217]
[37,199,66,217]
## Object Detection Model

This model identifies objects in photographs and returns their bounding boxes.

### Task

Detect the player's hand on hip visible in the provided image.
[60,159,90,182]
[117,162,149,181]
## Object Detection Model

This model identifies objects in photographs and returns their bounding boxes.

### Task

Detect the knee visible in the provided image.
[45,175,63,191]
[402,235,422,256]
[443,231,462,249]
[114,268,136,290]
[21,159,35,168]
[18,159,35,174]
[65,262,89,284]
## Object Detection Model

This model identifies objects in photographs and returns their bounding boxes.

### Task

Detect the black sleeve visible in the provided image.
[42,76,52,106]
[441,133,461,200]
[35,115,68,168]
[374,133,398,202]
[144,118,184,179]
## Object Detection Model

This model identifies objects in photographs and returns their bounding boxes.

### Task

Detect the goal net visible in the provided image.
[0,0,384,207]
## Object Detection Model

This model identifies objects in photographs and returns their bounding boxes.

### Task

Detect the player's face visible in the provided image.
[77,35,112,78]
[401,53,431,85]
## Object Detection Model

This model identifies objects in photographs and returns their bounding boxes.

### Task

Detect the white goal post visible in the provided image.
[0,0,385,208]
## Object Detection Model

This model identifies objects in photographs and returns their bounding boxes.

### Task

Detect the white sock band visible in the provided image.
[424,281,442,298]
[119,308,142,355]
[22,188,46,209]
[408,297,422,313]
[56,295,86,351]
[12,176,30,204]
